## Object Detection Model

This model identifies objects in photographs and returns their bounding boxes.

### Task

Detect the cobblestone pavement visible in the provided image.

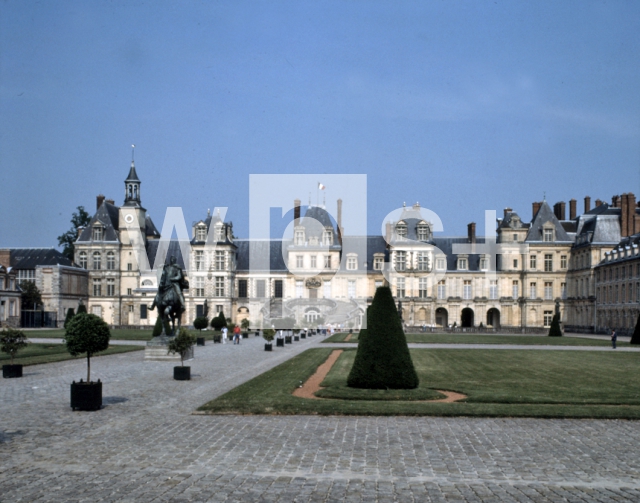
[2,334,640,502]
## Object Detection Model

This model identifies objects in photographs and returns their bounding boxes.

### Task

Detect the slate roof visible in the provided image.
[9,248,75,269]
[498,211,529,230]
[432,237,489,271]
[235,240,286,272]
[190,213,234,245]
[145,216,160,239]
[77,201,120,242]
[298,206,339,243]
[145,240,187,270]
[125,161,140,182]
[392,217,433,242]
[525,201,572,242]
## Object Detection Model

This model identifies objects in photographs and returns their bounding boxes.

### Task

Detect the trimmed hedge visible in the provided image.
[631,313,640,345]
[548,313,562,337]
[347,286,418,389]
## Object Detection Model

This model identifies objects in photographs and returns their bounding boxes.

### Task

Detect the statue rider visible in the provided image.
[150,255,188,314]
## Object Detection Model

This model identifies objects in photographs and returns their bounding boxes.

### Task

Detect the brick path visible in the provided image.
[1,334,639,502]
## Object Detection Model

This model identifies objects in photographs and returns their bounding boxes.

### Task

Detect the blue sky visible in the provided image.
[1,0,638,246]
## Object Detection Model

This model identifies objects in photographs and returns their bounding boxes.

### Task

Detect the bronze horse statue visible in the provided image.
[150,256,189,336]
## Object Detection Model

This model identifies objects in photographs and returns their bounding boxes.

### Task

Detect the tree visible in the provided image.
[63,308,75,328]
[152,316,164,337]
[1,328,28,365]
[347,286,419,390]
[77,301,87,314]
[240,318,251,332]
[57,206,92,261]
[548,313,562,337]
[168,328,196,367]
[262,328,275,343]
[193,316,209,332]
[65,312,110,382]
[210,311,227,330]
[20,281,42,309]
[631,313,640,345]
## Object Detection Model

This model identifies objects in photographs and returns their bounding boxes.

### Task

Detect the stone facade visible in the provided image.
[0,262,21,328]
[35,265,88,326]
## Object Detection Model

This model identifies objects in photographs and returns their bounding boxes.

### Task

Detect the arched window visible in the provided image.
[92,251,101,270]
[78,251,87,269]
[106,251,115,270]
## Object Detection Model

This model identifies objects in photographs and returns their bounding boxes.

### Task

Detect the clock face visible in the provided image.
[124,214,135,224]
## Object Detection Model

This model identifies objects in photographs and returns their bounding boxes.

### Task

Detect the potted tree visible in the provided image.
[263,328,275,351]
[193,316,208,346]
[65,312,110,411]
[168,328,196,380]
[293,328,300,342]
[210,311,226,343]
[1,328,28,378]
[241,318,250,338]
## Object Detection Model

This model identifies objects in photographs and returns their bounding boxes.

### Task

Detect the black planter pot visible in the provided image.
[255,331,260,337]
[294,336,300,342]
[174,366,191,380]
[242,332,248,339]
[264,343,273,351]
[213,335,222,343]
[300,333,306,339]
[196,337,205,346]
[276,338,285,347]
[285,336,292,344]
[3,364,23,378]
[71,380,102,411]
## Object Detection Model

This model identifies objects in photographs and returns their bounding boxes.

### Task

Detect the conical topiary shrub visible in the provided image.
[631,313,640,345]
[548,313,562,337]
[347,286,419,389]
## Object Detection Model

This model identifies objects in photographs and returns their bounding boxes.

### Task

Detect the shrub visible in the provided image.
[77,302,87,314]
[240,318,251,332]
[347,286,419,389]
[0,328,28,365]
[631,313,640,345]
[548,313,562,337]
[193,316,209,332]
[168,328,196,366]
[262,328,275,342]
[210,311,227,330]
[65,312,110,382]
[152,316,164,337]
[63,308,75,328]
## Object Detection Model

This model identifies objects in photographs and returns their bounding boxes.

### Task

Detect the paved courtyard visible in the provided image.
[1,334,639,502]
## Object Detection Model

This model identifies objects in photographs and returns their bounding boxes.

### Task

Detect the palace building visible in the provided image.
[71,162,639,333]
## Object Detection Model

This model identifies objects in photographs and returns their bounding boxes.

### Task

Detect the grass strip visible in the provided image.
[198,348,640,419]
[1,343,144,366]
[24,328,155,341]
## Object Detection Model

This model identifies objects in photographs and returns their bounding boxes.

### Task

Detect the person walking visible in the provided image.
[611,328,617,349]
[221,326,228,344]
[234,324,241,344]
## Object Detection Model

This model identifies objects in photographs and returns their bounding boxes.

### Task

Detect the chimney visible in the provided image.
[621,193,629,237]
[467,222,476,244]
[97,194,105,210]
[532,202,541,219]
[553,202,566,221]
[385,222,392,243]
[612,195,621,208]
[105,198,115,206]
[569,199,577,220]
[293,199,301,224]
[584,196,591,214]
[337,198,343,235]
[595,199,603,207]
[0,249,10,268]
[503,207,512,219]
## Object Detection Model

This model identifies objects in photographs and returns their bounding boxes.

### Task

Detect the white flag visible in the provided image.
[318,183,325,190]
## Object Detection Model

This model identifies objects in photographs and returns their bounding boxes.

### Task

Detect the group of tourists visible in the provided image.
[220,325,242,344]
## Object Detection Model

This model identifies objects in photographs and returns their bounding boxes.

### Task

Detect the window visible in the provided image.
[437,280,446,299]
[310,256,317,269]
[396,223,407,239]
[637,283,640,303]
[561,282,567,299]
[348,280,356,299]
[128,304,134,313]
[295,230,305,245]
[323,281,331,299]
[92,305,102,317]
[305,310,320,323]
[417,224,429,241]
[513,234,518,242]
[296,255,304,268]
[92,252,101,270]
[9,278,14,290]
[513,259,518,269]
[256,279,266,298]
[93,278,102,297]
[544,281,553,300]
[395,251,406,272]
[622,284,626,303]
[396,278,405,298]
[215,225,226,242]
[215,277,225,297]
[92,226,103,241]
[529,282,537,299]
[417,252,429,271]
[436,258,446,271]
[79,252,87,269]
[347,256,357,270]
[543,228,553,242]
[296,280,303,298]
[324,255,332,269]
[479,257,488,271]
[194,251,204,271]
[238,279,247,298]
[106,251,115,270]
[458,258,468,270]
[530,255,537,270]
[0,277,4,290]
[215,251,226,270]
[18,270,35,283]
[127,288,132,296]
[195,225,206,241]
[374,280,383,290]
[419,278,428,298]
[274,280,283,298]
[140,304,147,319]
[107,279,115,296]
[373,256,384,270]
[544,254,553,272]
[512,281,519,299]
[195,277,204,297]
[322,230,332,245]
[543,311,553,327]
[9,300,15,316]
[463,280,472,300]
[560,255,567,269]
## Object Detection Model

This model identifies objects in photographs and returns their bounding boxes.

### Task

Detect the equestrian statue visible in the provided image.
[150,255,189,336]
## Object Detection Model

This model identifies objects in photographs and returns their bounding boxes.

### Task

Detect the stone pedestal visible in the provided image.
[144,335,191,362]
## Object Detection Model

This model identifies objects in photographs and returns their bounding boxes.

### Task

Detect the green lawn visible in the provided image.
[198,347,640,418]
[1,343,144,366]
[323,331,619,347]
[24,328,156,341]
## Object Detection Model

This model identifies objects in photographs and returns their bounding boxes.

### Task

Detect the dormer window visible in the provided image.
[92,226,103,241]
[417,222,430,241]
[346,254,358,270]
[215,225,225,242]
[195,225,206,242]
[323,229,333,246]
[396,222,407,239]
[479,256,488,271]
[373,255,384,270]
[295,229,305,245]
[543,228,554,242]
[457,256,468,270]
